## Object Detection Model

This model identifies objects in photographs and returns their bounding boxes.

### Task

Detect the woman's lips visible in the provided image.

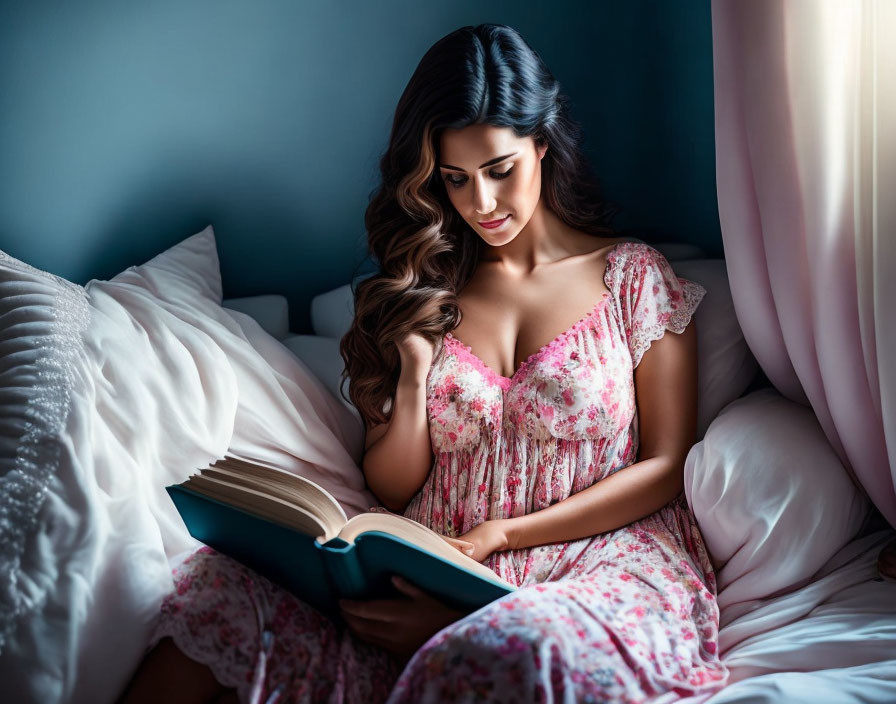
[479,215,511,229]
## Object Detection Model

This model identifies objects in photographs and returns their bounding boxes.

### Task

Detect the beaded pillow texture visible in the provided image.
[0,248,91,657]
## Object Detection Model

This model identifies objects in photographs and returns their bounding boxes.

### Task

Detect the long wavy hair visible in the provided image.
[340,23,620,426]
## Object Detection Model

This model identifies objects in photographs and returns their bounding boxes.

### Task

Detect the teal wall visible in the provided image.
[0,0,719,333]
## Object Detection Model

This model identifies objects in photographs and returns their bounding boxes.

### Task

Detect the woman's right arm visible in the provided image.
[361,334,435,513]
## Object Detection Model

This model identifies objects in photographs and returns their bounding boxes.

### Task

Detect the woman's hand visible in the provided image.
[339,576,465,660]
[395,332,436,379]
[456,519,512,563]
[440,535,476,557]
[369,509,477,560]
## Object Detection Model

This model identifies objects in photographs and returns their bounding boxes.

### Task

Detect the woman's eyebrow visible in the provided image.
[438,152,518,172]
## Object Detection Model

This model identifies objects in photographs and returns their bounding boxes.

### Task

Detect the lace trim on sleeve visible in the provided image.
[630,277,705,369]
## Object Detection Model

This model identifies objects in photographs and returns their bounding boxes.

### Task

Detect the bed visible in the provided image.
[0,225,894,703]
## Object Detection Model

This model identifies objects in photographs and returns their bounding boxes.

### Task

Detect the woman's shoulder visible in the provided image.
[607,237,661,257]
[607,239,676,275]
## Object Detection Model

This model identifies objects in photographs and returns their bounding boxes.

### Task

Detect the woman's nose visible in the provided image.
[472,175,497,215]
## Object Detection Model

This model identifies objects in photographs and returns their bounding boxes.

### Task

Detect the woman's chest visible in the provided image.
[450,245,617,380]
[426,305,636,451]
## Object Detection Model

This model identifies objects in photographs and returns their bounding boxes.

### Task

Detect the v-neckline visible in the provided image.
[443,242,623,391]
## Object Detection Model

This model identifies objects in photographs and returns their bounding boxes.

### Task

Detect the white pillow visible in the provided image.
[684,388,871,625]
[281,333,362,425]
[223,311,368,479]
[0,225,376,704]
[223,294,290,340]
[311,281,358,339]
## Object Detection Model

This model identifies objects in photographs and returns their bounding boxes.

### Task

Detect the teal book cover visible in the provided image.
[166,484,516,622]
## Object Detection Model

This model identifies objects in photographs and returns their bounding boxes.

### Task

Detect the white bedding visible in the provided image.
[677,389,896,703]
[0,228,378,704]
[702,529,896,703]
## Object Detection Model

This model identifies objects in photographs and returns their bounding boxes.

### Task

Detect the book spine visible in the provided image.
[318,538,367,599]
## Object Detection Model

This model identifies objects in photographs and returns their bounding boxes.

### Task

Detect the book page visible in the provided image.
[337,511,516,589]
[208,455,348,534]
[184,475,331,539]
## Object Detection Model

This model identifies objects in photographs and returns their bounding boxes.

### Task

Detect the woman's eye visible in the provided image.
[443,167,513,189]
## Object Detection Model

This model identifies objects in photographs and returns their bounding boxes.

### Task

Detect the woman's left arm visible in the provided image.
[466,319,699,556]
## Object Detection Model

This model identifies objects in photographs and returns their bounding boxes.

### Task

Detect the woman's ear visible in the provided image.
[536,136,548,160]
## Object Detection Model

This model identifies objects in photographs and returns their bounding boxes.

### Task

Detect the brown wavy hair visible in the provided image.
[340,23,620,426]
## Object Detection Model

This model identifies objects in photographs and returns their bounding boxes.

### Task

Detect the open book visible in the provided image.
[167,455,517,620]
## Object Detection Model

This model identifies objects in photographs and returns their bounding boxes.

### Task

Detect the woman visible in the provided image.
[120,23,728,704]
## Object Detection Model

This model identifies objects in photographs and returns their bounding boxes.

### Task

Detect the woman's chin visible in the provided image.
[477,219,518,246]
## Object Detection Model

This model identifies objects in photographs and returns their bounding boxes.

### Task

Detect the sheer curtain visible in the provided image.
[711,0,896,527]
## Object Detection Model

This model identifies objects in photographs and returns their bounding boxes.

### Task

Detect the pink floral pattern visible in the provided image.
[148,242,727,703]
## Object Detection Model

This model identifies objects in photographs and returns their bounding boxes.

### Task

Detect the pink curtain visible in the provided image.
[711,0,896,527]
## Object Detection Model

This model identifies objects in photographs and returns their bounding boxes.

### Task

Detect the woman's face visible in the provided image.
[437,124,548,247]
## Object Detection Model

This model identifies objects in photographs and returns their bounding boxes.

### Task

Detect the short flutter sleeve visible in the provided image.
[611,243,706,369]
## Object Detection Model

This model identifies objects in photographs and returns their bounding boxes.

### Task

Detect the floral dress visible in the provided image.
[148,241,729,704]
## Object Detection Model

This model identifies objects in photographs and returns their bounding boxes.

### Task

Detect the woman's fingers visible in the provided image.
[341,603,398,645]
[343,613,387,646]
[341,600,415,654]
[391,574,427,599]
[440,535,475,555]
